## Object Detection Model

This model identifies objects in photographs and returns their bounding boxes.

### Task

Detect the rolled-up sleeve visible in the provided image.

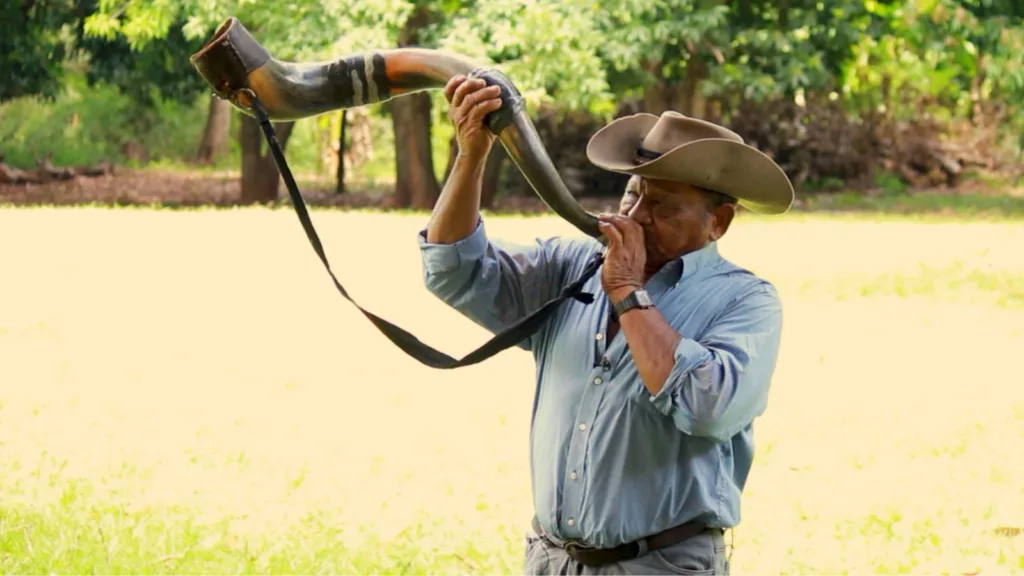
[418,218,584,350]
[647,282,784,443]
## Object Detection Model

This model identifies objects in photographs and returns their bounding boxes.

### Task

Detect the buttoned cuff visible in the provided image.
[647,337,714,417]
[418,219,488,274]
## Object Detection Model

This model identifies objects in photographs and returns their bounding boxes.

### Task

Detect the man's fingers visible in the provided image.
[444,75,466,103]
[598,221,622,248]
[452,77,485,109]
[604,214,643,246]
[468,96,503,124]
[622,217,644,246]
[463,84,501,111]
[603,214,630,236]
[455,97,501,133]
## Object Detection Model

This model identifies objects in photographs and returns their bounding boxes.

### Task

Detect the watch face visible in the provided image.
[636,290,653,307]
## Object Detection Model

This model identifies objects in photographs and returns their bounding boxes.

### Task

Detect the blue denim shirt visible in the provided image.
[418,219,784,549]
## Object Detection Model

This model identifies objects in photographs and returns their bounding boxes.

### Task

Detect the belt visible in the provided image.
[531,516,710,567]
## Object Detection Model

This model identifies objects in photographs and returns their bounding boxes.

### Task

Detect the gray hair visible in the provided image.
[698,187,738,214]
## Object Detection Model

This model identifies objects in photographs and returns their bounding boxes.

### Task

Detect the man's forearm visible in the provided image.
[426,153,487,245]
[611,287,682,396]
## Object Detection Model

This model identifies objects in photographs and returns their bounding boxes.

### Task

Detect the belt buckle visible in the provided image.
[563,539,593,556]
[563,540,583,553]
[563,539,612,568]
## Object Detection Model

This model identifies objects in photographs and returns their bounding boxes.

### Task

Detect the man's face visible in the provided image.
[617,176,735,276]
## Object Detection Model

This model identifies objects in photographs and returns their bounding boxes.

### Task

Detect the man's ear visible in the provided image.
[710,203,736,241]
[619,175,642,215]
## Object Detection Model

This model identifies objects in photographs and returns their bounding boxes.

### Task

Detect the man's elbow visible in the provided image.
[421,265,473,306]
[682,411,750,444]
[677,394,745,444]
[671,366,769,443]
[419,246,472,301]
[677,403,762,444]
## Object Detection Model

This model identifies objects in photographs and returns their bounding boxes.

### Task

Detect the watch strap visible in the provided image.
[613,288,653,317]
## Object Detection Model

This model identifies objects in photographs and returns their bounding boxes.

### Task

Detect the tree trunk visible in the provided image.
[677,58,708,119]
[642,55,708,119]
[345,108,373,173]
[239,113,295,204]
[390,3,440,210]
[391,93,440,209]
[336,110,347,194]
[706,97,724,125]
[480,145,506,209]
[195,97,232,165]
[642,68,670,114]
[970,53,986,123]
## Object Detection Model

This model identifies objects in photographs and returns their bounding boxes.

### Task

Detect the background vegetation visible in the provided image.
[2,0,1022,209]
[2,1,1023,574]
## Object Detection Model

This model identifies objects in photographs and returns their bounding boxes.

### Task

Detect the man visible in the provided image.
[418,75,794,575]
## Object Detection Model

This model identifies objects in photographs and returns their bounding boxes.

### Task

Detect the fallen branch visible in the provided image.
[0,153,114,184]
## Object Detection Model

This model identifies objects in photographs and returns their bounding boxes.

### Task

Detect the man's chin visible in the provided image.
[644,247,663,265]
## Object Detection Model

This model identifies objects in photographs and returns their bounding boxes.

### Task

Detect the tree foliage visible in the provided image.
[75,13,212,108]
[5,0,1023,195]
[0,0,80,103]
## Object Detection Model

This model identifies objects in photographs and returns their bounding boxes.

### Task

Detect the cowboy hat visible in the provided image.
[586,111,794,214]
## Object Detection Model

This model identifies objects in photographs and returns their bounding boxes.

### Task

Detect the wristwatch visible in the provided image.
[612,288,654,318]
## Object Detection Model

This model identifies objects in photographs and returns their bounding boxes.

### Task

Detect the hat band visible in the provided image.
[636,146,662,162]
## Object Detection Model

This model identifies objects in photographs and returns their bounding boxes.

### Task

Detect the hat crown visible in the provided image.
[584,109,794,215]
[640,111,744,156]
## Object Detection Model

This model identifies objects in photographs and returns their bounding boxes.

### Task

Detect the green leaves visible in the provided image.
[433,0,616,114]
[12,0,1024,136]
[83,0,184,50]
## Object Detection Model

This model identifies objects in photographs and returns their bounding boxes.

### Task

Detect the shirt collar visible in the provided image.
[680,240,720,280]
[646,241,721,291]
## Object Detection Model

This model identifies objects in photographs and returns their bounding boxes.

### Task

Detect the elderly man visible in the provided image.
[418,75,793,575]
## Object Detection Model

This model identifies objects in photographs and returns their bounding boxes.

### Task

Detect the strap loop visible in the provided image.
[243,92,604,369]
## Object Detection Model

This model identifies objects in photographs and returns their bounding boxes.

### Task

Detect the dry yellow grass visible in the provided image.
[1,206,1022,574]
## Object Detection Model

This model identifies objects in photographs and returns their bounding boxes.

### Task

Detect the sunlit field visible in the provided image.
[1,206,1022,574]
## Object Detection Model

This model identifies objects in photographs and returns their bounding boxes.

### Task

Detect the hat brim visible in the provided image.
[586,113,794,215]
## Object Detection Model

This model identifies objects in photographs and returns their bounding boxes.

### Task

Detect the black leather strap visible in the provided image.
[245,94,603,369]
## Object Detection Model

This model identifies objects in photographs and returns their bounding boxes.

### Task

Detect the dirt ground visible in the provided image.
[0,168,628,214]
[2,167,1020,223]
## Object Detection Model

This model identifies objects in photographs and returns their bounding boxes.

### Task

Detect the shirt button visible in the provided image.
[595,333,603,340]
[579,423,587,431]
[567,518,576,527]
[593,377,602,385]
[570,471,578,480]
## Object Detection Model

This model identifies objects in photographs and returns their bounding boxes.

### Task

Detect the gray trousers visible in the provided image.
[524,523,731,575]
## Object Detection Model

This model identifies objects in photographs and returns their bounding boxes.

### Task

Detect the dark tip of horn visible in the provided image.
[190,17,271,100]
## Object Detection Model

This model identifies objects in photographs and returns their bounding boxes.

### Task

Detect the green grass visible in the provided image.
[796,188,1024,218]
[1,492,520,573]
[1,208,1022,574]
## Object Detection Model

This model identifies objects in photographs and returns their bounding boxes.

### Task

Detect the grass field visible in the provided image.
[1,206,1022,574]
